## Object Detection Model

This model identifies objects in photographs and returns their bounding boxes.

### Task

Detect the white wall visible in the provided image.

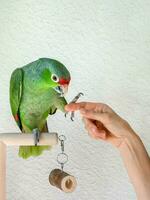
[0,0,150,199]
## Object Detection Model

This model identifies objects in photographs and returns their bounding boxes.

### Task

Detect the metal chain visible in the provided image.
[57,135,68,171]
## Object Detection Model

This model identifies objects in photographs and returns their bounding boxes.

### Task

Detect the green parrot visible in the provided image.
[10,58,71,159]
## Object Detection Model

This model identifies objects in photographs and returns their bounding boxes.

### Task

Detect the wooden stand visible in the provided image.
[0,142,6,200]
[0,132,58,200]
[49,169,77,193]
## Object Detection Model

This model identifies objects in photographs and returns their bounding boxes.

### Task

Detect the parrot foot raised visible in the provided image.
[65,111,75,121]
[65,92,84,121]
[32,128,40,146]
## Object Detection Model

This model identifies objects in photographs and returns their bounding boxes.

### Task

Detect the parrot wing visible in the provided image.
[49,105,57,115]
[54,97,67,112]
[10,68,23,131]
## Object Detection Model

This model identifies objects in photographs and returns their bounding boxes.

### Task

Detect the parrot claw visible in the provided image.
[32,128,40,146]
[69,92,84,104]
[64,92,84,121]
[64,112,68,118]
[70,111,75,121]
[64,111,74,121]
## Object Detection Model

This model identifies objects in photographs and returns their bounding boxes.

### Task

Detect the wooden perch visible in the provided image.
[0,132,58,200]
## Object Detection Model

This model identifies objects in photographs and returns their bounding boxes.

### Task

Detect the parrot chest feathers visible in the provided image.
[19,89,58,130]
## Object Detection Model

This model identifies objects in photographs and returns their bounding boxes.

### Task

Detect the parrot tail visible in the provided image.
[18,145,51,159]
[18,123,51,159]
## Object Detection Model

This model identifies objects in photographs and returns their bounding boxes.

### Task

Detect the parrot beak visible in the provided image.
[61,84,68,95]
[54,84,68,97]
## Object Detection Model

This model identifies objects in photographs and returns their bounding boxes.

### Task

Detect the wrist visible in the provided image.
[118,130,150,199]
[118,129,140,152]
[115,120,139,150]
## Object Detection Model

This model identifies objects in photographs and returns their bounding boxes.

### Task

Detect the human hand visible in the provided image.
[65,102,136,148]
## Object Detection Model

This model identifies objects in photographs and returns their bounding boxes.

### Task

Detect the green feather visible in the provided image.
[10,68,23,130]
[10,58,70,159]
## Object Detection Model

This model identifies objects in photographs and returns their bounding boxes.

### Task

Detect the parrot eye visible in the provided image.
[51,74,59,83]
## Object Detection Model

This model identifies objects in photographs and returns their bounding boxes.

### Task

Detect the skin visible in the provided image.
[65,102,150,200]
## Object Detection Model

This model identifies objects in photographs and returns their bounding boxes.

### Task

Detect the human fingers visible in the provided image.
[65,102,108,112]
[65,102,96,112]
[83,117,106,139]
[80,109,112,125]
[81,109,133,139]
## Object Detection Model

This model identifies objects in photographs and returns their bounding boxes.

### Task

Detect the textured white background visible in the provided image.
[0,0,150,199]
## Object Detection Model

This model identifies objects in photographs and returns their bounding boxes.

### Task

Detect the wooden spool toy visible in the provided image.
[49,169,77,193]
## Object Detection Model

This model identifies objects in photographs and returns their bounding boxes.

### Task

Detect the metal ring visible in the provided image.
[59,135,66,141]
[57,152,68,165]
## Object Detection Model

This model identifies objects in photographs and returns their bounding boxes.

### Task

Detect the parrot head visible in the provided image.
[40,58,71,96]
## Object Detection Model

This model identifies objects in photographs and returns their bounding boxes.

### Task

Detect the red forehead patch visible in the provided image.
[59,78,70,85]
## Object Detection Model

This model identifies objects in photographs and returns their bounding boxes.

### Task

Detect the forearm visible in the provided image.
[119,131,150,200]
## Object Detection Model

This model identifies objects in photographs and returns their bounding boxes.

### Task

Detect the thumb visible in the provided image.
[80,109,109,125]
